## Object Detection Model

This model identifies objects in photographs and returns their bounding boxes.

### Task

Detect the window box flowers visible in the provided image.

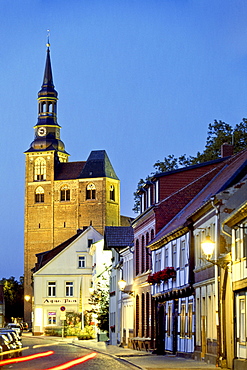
[147,267,176,285]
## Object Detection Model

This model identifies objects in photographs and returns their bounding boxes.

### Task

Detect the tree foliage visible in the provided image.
[0,276,24,322]
[133,119,247,213]
[88,280,109,333]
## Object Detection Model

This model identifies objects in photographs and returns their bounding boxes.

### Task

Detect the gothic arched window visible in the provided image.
[34,157,46,181]
[60,185,70,201]
[35,186,44,203]
[86,183,96,200]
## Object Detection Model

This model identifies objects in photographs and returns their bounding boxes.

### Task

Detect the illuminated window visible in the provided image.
[60,185,70,201]
[34,157,46,181]
[78,256,85,268]
[48,282,56,297]
[110,185,115,201]
[65,282,74,297]
[35,186,44,203]
[48,311,56,325]
[188,303,193,338]
[86,183,96,200]
[180,303,186,338]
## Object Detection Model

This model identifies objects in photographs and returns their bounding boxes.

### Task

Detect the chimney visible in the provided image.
[221,143,234,158]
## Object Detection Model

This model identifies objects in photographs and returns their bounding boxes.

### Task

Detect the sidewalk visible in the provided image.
[23,334,217,370]
[72,338,217,370]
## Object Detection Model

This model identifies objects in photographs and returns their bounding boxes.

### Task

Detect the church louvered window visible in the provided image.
[110,185,115,201]
[35,186,44,203]
[60,185,70,201]
[86,183,96,200]
[34,157,46,181]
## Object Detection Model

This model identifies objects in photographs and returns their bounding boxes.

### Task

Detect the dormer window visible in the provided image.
[34,157,46,181]
[110,185,115,201]
[86,183,96,200]
[60,185,70,201]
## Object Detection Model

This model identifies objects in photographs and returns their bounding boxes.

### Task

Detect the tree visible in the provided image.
[88,280,109,333]
[133,119,247,213]
[0,276,24,322]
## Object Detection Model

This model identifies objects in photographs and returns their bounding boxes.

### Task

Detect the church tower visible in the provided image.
[24,44,120,322]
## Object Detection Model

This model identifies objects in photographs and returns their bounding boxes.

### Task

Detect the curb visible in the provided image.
[71,340,145,370]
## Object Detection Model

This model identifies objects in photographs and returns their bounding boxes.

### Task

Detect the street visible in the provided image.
[0,336,137,370]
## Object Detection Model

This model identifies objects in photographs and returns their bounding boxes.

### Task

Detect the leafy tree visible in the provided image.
[88,280,109,333]
[133,119,247,213]
[0,276,24,322]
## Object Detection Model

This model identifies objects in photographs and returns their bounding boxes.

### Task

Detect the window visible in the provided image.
[172,242,177,268]
[110,185,115,201]
[180,240,186,267]
[235,228,241,260]
[146,293,150,337]
[48,312,56,325]
[146,233,150,271]
[65,282,74,297]
[78,256,85,268]
[88,239,93,248]
[141,235,145,273]
[180,303,186,338]
[165,246,169,268]
[34,157,46,181]
[188,303,193,338]
[86,183,96,200]
[48,282,56,297]
[60,185,70,201]
[35,186,44,203]
[135,239,140,276]
[155,250,161,272]
[239,297,246,344]
[167,303,172,337]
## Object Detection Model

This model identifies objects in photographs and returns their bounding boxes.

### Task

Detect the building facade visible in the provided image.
[32,226,103,335]
[24,45,120,322]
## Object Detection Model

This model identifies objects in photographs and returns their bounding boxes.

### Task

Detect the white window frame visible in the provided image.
[65,281,74,297]
[48,281,56,297]
[78,255,86,268]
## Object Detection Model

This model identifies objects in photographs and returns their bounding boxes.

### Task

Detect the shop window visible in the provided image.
[48,312,56,325]
[86,183,96,200]
[180,303,186,338]
[35,186,44,203]
[34,157,46,181]
[60,185,70,201]
[48,282,56,297]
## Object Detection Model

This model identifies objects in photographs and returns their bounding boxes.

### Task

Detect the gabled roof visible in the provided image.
[149,148,247,249]
[104,226,134,250]
[33,229,84,272]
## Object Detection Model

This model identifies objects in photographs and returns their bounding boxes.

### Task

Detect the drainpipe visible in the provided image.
[211,197,221,365]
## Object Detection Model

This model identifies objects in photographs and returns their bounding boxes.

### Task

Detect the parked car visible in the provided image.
[0,329,22,349]
[0,334,11,352]
[6,323,22,336]
[0,332,16,350]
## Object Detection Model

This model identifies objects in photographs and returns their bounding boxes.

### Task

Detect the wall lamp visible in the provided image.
[118,279,135,297]
[201,235,230,269]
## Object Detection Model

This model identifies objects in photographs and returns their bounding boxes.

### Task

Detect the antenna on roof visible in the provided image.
[46,29,50,48]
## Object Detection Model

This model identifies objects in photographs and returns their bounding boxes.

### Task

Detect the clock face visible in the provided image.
[37,127,46,136]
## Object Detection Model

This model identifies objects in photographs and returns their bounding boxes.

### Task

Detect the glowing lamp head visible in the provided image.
[118,279,127,291]
[202,236,215,259]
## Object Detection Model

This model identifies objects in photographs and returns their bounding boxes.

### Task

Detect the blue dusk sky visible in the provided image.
[0,0,247,279]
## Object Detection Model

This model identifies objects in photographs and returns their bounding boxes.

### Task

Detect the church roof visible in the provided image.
[55,161,86,180]
[79,150,119,180]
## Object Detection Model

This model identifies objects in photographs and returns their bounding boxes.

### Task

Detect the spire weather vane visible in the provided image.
[46,29,50,48]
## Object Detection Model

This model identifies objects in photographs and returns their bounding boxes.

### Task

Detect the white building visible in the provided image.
[32,226,103,335]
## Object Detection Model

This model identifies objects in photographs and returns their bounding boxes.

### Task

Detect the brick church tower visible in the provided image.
[24,43,120,322]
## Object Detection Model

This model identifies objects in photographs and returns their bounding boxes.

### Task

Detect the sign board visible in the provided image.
[60,313,66,321]
[60,306,66,312]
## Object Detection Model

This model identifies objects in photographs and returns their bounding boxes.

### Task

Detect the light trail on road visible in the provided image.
[44,352,97,370]
[0,350,54,366]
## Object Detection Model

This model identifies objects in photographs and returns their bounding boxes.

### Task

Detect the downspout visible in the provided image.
[211,197,221,365]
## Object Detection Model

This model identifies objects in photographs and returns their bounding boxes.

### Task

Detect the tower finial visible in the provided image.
[46,29,50,48]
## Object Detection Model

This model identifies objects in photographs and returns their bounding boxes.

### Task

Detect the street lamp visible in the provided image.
[201,235,215,260]
[118,279,134,296]
[24,295,31,302]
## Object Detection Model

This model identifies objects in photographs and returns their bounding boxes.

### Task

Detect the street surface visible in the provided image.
[0,336,137,370]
